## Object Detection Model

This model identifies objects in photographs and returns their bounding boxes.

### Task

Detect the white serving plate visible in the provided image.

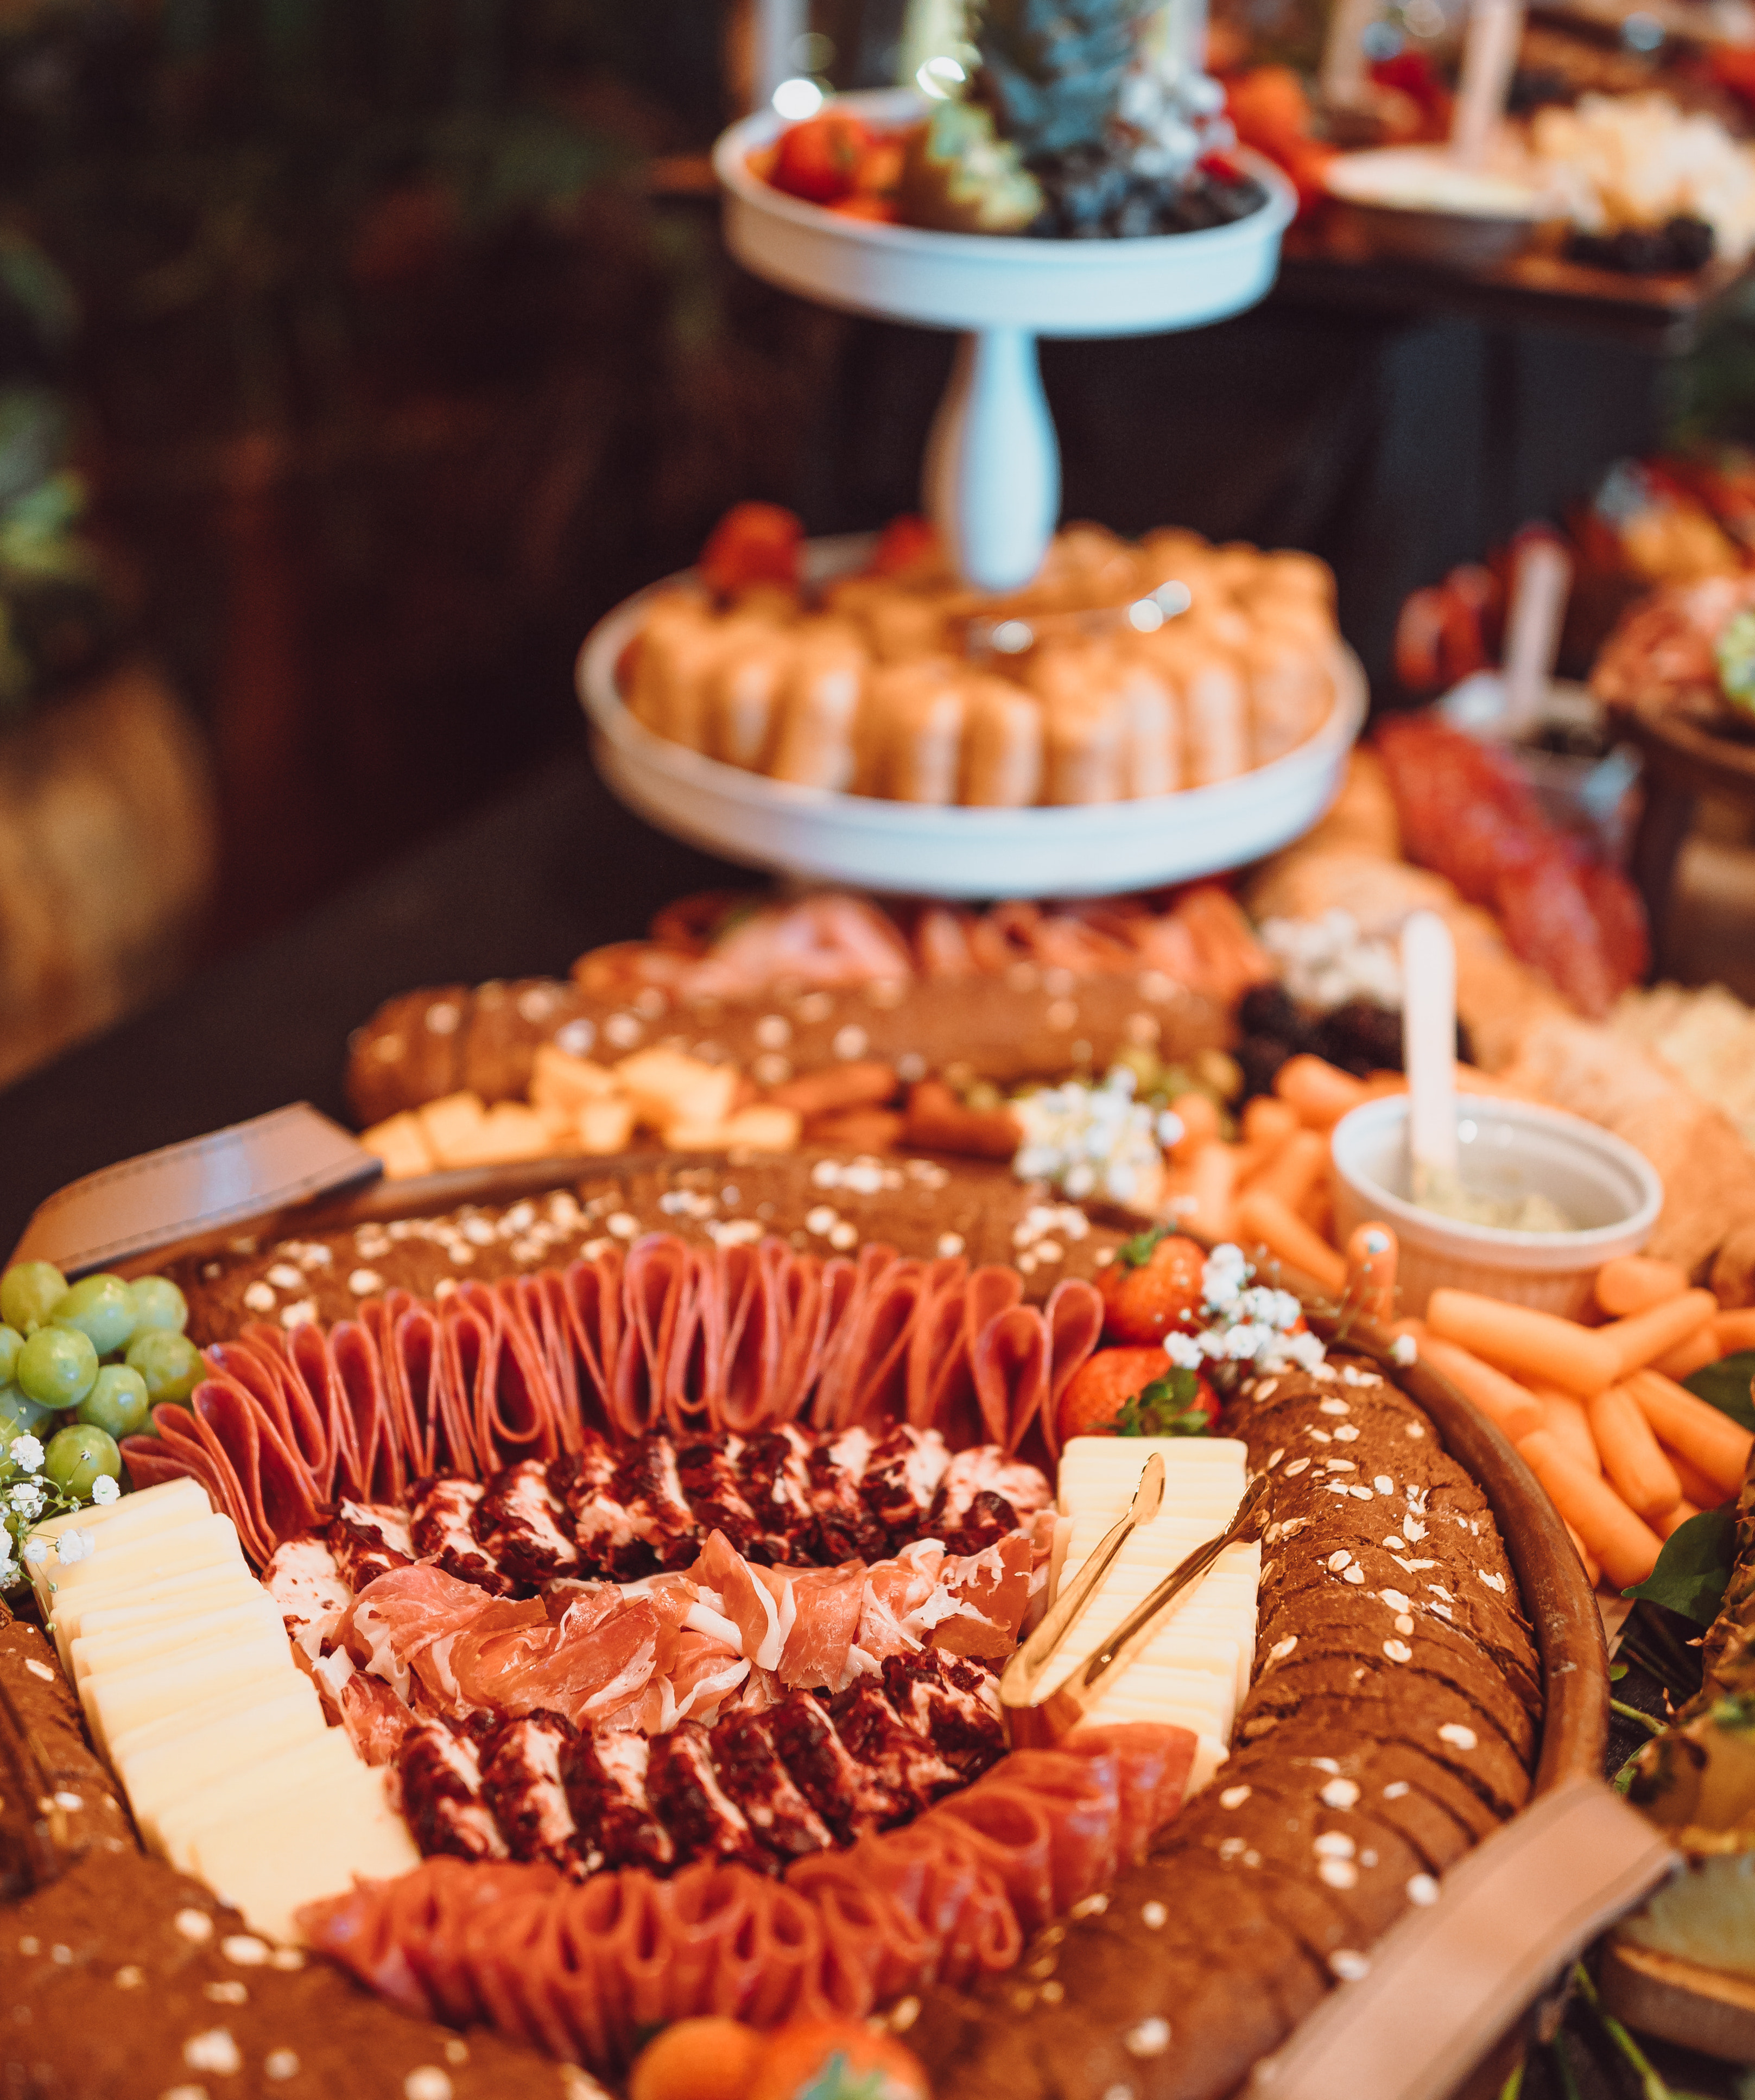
[713,89,1297,339]
[575,536,1367,899]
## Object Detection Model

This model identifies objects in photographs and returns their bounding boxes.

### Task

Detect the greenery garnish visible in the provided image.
[1114,1225,1169,1271]
[1682,1351,1755,1435]
[1623,1506,1738,1624]
[1113,1369,1209,1437]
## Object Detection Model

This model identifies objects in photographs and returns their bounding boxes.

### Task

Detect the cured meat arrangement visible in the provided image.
[303,1721,1199,2070]
[120,1230,1104,1568]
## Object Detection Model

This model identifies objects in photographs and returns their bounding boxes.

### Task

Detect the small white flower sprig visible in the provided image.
[1162,1244,1328,1383]
[1012,1066,1182,1207]
[0,1434,115,1590]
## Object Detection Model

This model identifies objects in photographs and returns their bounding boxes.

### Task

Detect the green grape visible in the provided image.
[50,1273,138,1359]
[78,1365,150,1441]
[42,1424,121,1500]
[17,1324,98,1409]
[125,1328,201,1407]
[0,1262,67,1335]
[128,1276,188,1336]
[0,1328,20,1385]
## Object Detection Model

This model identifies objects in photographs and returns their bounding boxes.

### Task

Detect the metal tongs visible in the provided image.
[1003,1471,1272,1748]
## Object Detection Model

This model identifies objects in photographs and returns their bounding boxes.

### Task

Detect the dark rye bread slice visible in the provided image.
[345,969,1228,1126]
[0,1612,569,2099]
[167,1150,1131,1347]
[903,1356,1542,2100]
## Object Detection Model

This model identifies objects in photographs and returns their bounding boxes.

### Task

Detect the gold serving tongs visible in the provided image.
[1003,1472,1272,1748]
[1000,1452,1166,1716]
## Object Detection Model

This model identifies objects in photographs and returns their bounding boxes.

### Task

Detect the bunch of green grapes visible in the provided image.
[0,1261,201,1505]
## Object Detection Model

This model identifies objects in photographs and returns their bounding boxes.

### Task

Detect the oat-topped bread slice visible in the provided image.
[905,1353,1544,2100]
[167,1150,1130,1345]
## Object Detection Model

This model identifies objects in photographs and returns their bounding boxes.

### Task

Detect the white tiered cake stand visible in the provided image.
[713,88,1296,591]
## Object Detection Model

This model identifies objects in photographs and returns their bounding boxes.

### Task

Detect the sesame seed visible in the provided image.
[1141,1901,1169,1928]
[890,1996,921,2033]
[1383,1639,1412,1663]
[1040,1980,1065,2004]
[1319,1778,1360,1809]
[204,1982,247,2006]
[1313,1832,1355,1859]
[1437,1723,1478,1750]
[265,2054,300,2084]
[24,1661,52,1682]
[221,1937,269,1966]
[443,2040,470,2067]
[1330,1950,1371,1981]
[1124,2017,1171,2058]
[184,2029,242,2076]
[405,2071,453,2100]
[1319,1857,1360,1890]
[243,1281,276,1313]
[1407,1874,1440,1906]
[1383,1781,1411,1799]
[114,1965,143,1988]
[1219,1786,1251,1809]
[174,1909,214,1944]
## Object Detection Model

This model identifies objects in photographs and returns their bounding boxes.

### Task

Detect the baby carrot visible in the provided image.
[1594,1255,1689,1319]
[1599,1290,1719,1380]
[1245,1127,1328,1210]
[1651,1327,1721,1381]
[1587,1384,1683,1520]
[1241,1097,1300,1152]
[1537,1390,1601,1477]
[1713,1308,1755,1354]
[1417,1335,1545,1442]
[1168,1090,1222,1160]
[1274,1055,1368,1131]
[1562,1519,1602,1587]
[1628,1370,1753,1501]
[1344,1223,1399,1327]
[1656,1499,1701,1540]
[1662,1444,1732,1513]
[1426,1289,1620,1399]
[1517,1429,1663,1588]
[1234,1187,1347,1294]
[1176,1139,1240,1241]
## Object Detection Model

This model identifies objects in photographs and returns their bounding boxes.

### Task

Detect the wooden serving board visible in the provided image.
[1600,1935,1755,2062]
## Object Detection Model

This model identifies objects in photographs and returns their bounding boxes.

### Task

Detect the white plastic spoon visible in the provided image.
[1401,910,1458,1206]
[1501,535,1573,743]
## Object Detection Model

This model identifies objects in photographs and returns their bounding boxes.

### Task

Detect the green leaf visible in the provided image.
[1624,1506,1739,1624]
[1684,1352,1755,1436]
[1113,1369,1210,1437]
[1115,1226,1168,1271]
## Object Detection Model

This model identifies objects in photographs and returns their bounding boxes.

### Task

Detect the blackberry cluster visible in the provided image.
[1232,982,1472,1101]
[1568,215,1715,275]
[1030,157,1268,239]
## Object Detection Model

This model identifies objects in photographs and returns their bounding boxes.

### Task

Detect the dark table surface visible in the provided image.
[0,744,745,1257]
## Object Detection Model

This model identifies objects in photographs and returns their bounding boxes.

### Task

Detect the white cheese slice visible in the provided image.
[42,1513,244,1595]
[156,1730,365,1870]
[72,1597,286,1686]
[188,1766,421,1945]
[121,1686,330,1851]
[47,1566,264,1670]
[85,1629,292,1755]
[107,1670,324,1769]
[33,1476,211,1543]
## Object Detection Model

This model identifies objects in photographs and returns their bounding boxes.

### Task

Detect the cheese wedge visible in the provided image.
[121,1685,330,1851]
[85,1631,292,1755]
[72,1597,285,1686]
[156,1730,366,1870]
[47,1566,264,1670]
[187,1765,421,1944]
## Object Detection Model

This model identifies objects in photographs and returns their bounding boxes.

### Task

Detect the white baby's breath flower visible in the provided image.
[8,1482,43,1517]
[21,1536,49,1567]
[1391,1334,1418,1368]
[55,1528,93,1566]
[1164,1331,1205,1370]
[1278,1329,1328,1373]
[8,1436,42,1473]
[89,1476,120,1507]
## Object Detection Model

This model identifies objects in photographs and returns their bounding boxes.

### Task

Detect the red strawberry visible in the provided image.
[1057,1349,1218,1444]
[1098,1229,1206,1347]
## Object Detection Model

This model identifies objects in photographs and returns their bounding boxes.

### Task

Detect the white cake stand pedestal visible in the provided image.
[712,89,1296,590]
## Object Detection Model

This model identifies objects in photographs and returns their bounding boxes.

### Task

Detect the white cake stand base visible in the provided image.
[713,91,1296,589]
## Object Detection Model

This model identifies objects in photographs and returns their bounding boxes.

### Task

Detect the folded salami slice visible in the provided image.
[763,1242,828,1426]
[785,1850,934,2015]
[905,1257,973,1435]
[206,1330,333,1495]
[815,1252,924,1431]
[463,1881,571,2058]
[735,1879,826,2026]
[968,1304,1050,1455]
[927,1773,1057,1933]
[377,1297,453,1482]
[436,1296,500,1478]
[477,1277,569,1465]
[613,1236,699,1440]
[558,1249,624,1442]
[849,1820,1022,1988]
[1041,1278,1104,1462]
[1061,1722,1198,1863]
[707,1243,786,1437]
[328,1318,405,1505]
[974,1749,1119,1914]
[139,1375,322,1566]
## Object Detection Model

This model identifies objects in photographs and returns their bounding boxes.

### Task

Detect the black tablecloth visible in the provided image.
[0,747,743,1255]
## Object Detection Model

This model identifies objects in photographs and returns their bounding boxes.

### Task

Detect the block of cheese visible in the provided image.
[121,1685,330,1852]
[43,1513,244,1595]
[156,1730,365,1870]
[108,1671,324,1771]
[85,1630,293,1755]
[72,1596,286,1686]
[187,1764,421,1944]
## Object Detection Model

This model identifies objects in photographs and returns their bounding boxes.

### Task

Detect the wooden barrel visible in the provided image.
[0,660,216,1089]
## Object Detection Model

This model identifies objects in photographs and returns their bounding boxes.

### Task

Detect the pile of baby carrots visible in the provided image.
[1166,1050,1755,1590]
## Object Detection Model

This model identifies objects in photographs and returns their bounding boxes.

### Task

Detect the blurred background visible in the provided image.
[5,0,1755,1092]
